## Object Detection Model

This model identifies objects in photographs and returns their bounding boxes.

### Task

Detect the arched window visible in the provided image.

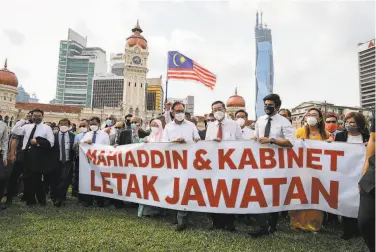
[128,82,130,86]
[141,83,143,88]
[135,82,137,87]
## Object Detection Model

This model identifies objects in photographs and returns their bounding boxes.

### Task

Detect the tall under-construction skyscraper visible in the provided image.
[255,12,274,119]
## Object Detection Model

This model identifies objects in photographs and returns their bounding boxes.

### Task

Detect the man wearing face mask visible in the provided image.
[104,115,117,136]
[250,94,294,238]
[162,101,200,231]
[81,116,109,207]
[5,111,33,206]
[130,117,150,139]
[72,119,90,199]
[325,114,341,141]
[50,118,75,207]
[12,109,55,206]
[235,109,254,139]
[206,101,242,231]
[124,114,133,129]
[110,121,125,146]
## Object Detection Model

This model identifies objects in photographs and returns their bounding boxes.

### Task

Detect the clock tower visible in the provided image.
[123,20,149,118]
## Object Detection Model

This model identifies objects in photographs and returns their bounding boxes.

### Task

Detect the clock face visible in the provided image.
[132,56,141,65]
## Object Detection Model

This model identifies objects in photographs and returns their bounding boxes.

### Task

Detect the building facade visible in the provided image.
[255,12,274,119]
[55,29,107,107]
[92,73,124,109]
[358,39,375,109]
[291,101,374,128]
[166,96,194,115]
[122,21,149,118]
[110,53,125,77]
[146,76,164,114]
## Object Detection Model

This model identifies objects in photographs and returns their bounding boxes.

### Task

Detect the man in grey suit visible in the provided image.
[110,121,125,146]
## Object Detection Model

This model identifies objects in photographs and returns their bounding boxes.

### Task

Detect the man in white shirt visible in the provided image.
[72,119,90,199]
[206,101,242,231]
[235,109,255,139]
[81,116,110,207]
[162,101,200,231]
[12,108,55,206]
[250,94,294,238]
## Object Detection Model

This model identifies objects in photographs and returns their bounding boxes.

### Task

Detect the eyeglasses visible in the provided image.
[325,121,337,124]
[212,108,224,112]
[207,119,215,122]
[175,110,185,113]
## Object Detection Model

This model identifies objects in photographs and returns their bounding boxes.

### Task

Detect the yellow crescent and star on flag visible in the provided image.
[167,51,217,90]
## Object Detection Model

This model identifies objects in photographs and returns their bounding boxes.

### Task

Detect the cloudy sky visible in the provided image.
[0,0,374,118]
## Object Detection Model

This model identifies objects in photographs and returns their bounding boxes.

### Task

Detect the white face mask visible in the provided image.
[214,111,224,121]
[80,127,88,133]
[59,126,69,133]
[90,125,99,132]
[306,117,318,126]
[236,118,245,127]
[175,113,185,122]
[150,126,159,134]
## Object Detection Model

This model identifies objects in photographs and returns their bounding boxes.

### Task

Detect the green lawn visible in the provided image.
[0,198,367,252]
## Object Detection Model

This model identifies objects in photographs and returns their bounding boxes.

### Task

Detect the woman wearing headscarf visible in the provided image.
[335,112,369,240]
[290,108,330,232]
[137,119,165,217]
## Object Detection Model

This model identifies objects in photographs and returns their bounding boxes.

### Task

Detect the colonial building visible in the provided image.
[123,20,149,118]
[226,88,246,119]
[291,101,374,128]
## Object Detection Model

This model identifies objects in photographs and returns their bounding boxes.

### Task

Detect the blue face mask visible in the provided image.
[106,119,113,126]
[131,124,136,130]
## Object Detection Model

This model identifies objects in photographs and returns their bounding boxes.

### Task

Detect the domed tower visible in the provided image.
[226,88,246,119]
[0,59,19,126]
[123,20,149,118]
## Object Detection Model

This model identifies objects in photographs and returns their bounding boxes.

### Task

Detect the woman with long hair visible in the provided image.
[290,108,329,232]
[138,119,165,217]
[335,112,369,240]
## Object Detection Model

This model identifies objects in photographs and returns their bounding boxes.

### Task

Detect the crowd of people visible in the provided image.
[0,93,374,251]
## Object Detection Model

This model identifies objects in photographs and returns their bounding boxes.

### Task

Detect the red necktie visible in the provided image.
[217,122,222,139]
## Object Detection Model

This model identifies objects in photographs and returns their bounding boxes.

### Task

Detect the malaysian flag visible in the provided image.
[167,51,216,90]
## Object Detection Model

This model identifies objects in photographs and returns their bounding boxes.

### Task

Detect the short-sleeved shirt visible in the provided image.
[294,127,330,140]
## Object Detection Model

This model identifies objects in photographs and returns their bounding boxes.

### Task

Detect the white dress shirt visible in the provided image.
[81,130,110,145]
[241,127,255,140]
[12,119,54,150]
[205,118,243,141]
[254,114,294,144]
[162,120,200,143]
[59,131,71,161]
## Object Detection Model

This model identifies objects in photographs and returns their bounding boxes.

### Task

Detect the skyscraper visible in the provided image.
[358,39,375,109]
[254,12,274,119]
[55,29,107,107]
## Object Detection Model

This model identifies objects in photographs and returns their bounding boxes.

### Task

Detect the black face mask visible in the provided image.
[126,120,131,127]
[264,105,276,116]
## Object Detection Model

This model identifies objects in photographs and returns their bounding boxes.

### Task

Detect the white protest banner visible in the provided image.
[79,140,365,217]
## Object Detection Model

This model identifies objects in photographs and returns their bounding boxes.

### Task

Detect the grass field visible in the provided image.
[0,198,367,252]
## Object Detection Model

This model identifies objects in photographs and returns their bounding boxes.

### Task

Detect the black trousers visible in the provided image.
[51,161,73,201]
[210,214,235,229]
[6,160,24,200]
[342,217,359,237]
[253,212,279,230]
[72,157,79,197]
[24,171,45,205]
[358,188,375,252]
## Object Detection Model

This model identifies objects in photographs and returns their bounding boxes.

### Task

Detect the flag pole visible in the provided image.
[165,52,169,103]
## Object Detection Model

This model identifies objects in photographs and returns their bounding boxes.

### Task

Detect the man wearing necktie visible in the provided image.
[81,116,110,207]
[249,94,294,238]
[205,101,242,231]
[11,109,55,206]
[51,118,75,207]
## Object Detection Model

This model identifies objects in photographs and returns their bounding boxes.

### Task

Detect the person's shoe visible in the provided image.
[225,225,236,232]
[0,203,7,210]
[97,201,105,207]
[341,233,353,240]
[248,228,271,238]
[269,226,277,234]
[53,200,62,208]
[82,201,93,207]
[19,193,26,201]
[176,224,187,232]
[5,198,12,206]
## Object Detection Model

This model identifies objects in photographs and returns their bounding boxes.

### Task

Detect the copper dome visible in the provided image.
[227,88,245,107]
[0,59,18,88]
[126,20,147,49]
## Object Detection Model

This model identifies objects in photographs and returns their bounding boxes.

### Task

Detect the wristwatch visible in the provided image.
[270,138,276,144]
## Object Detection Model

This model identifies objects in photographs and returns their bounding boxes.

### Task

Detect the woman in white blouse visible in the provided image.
[335,112,369,240]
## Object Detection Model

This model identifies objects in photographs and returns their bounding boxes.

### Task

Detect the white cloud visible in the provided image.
[0,0,374,118]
